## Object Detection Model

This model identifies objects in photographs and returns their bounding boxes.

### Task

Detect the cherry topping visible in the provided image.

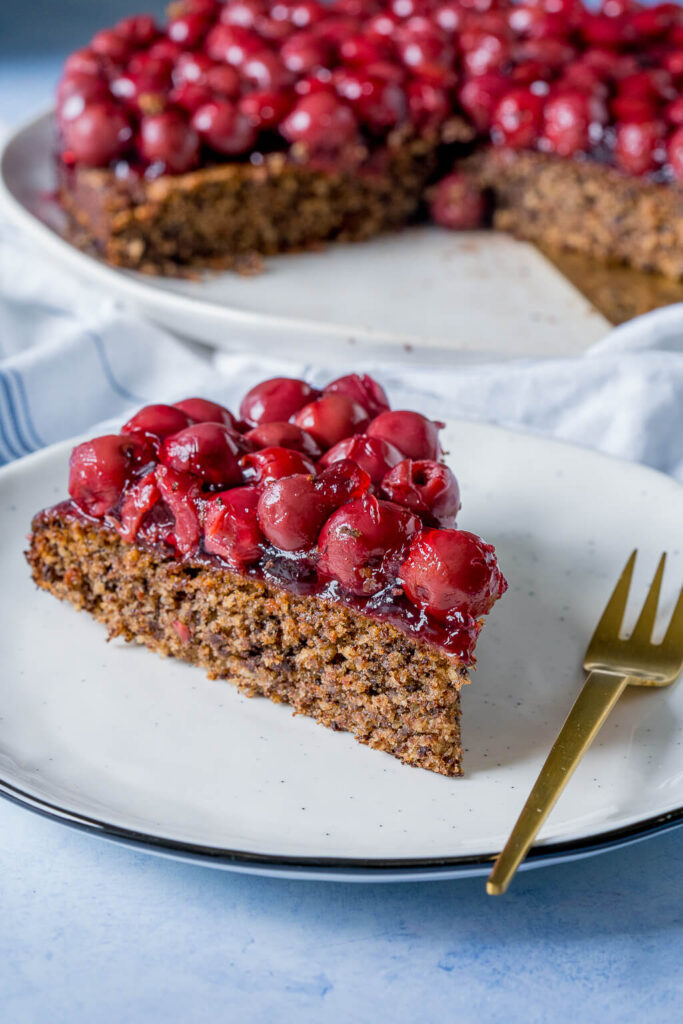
[367,410,442,461]
[429,173,487,230]
[315,458,372,507]
[240,445,317,484]
[91,28,132,63]
[492,87,544,148]
[240,89,295,129]
[68,434,143,517]
[117,472,161,542]
[318,434,403,484]
[541,90,605,157]
[191,101,258,155]
[173,397,237,428]
[323,374,390,418]
[381,459,460,526]
[205,23,264,65]
[160,423,243,487]
[458,72,508,134]
[155,465,203,555]
[203,486,264,568]
[257,474,328,550]
[401,528,507,620]
[281,31,331,74]
[244,421,321,458]
[668,125,683,179]
[614,120,665,176]
[61,103,132,166]
[293,394,369,449]
[240,377,318,425]
[115,15,159,48]
[168,13,211,47]
[57,74,109,122]
[334,69,406,132]
[317,493,420,596]
[139,111,201,172]
[280,92,359,150]
[123,404,194,443]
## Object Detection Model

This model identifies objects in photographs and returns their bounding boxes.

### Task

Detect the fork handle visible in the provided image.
[487,670,629,895]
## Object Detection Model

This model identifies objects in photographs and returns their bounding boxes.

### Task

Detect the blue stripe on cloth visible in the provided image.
[0,371,26,460]
[9,368,45,449]
[89,332,142,403]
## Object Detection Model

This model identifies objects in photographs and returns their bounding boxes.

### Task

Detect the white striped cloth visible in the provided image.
[2,219,683,482]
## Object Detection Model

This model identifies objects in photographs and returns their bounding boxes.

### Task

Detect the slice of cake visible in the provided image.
[26,375,506,776]
[54,0,683,277]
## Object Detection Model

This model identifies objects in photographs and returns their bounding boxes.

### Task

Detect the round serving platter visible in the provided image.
[1,420,682,882]
[0,111,610,363]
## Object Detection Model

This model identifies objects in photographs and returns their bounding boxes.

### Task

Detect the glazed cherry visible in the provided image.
[541,91,604,157]
[240,90,294,129]
[220,0,265,29]
[257,474,328,550]
[317,494,420,596]
[155,465,203,555]
[123,404,194,443]
[318,434,403,484]
[367,410,442,461]
[160,423,243,487]
[241,445,317,484]
[461,32,511,78]
[667,126,683,179]
[57,74,109,122]
[191,101,258,155]
[90,28,131,63]
[430,173,486,231]
[110,72,169,115]
[63,48,102,78]
[203,486,264,568]
[281,31,331,74]
[61,103,132,167]
[333,70,406,132]
[315,458,371,508]
[139,111,201,172]
[406,80,450,131]
[117,472,160,542]
[492,88,544,148]
[173,398,237,429]
[205,24,264,65]
[381,459,460,526]
[242,51,291,91]
[401,528,507,620]
[339,35,390,66]
[69,434,141,516]
[280,92,359,150]
[614,120,665,176]
[115,14,158,48]
[666,97,683,128]
[244,421,321,458]
[168,13,211,47]
[240,377,318,426]
[172,51,214,86]
[293,394,369,450]
[395,19,452,75]
[323,374,389,419]
[458,73,508,133]
[206,64,242,98]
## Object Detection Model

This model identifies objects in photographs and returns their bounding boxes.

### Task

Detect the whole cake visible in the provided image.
[55,0,683,276]
[26,374,507,776]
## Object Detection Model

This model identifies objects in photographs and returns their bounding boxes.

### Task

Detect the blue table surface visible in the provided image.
[1,10,683,1022]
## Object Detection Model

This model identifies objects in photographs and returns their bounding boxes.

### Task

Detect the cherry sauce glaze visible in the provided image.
[55,374,507,662]
[55,0,683,226]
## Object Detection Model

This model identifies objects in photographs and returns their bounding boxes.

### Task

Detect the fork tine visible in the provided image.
[662,583,683,661]
[589,549,637,644]
[630,553,667,642]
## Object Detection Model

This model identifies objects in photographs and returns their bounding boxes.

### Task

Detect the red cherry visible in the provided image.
[339,35,391,66]
[281,31,331,74]
[280,92,359,149]
[541,90,606,157]
[318,434,403,483]
[666,97,683,128]
[123,404,194,443]
[240,377,318,425]
[147,39,185,64]
[240,446,317,485]
[629,6,676,38]
[206,64,242,97]
[293,394,369,450]
[617,69,674,103]
[381,459,460,526]
[191,101,258,155]
[57,75,109,122]
[240,89,294,129]
[155,465,202,555]
[611,96,659,125]
[662,51,683,79]
[64,49,102,78]
[160,423,243,487]
[203,487,264,568]
[172,51,214,87]
[115,15,159,48]
[458,73,507,133]
[365,12,401,43]
[294,72,336,97]
[68,434,142,517]
[168,14,211,48]
[91,28,131,64]
[315,458,372,508]
[492,88,544,148]
[317,493,420,596]
[334,69,406,132]
[323,374,389,418]
[61,103,132,167]
[401,528,507,620]
[170,82,215,113]
[614,120,665,175]
[667,125,683,179]
[514,37,576,72]
[205,24,264,65]
[242,51,291,91]
[367,410,442,461]
[181,0,219,14]
[173,398,237,428]
[110,72,169,114]
[429,172,486,230]
[433,3,463,35]
[220,0,265,29]
[117,472,161,542]
[395,19,452,75]
[311,15,361,48]
[244,421,321,458]
[580,13,630,47]
[287,0,326,28]
[406,79,450,130]
[257,474,328,550]
[461,32,511,78]
[139,111,200,172]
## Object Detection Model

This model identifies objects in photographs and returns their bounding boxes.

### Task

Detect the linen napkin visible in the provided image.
[1,219,683,483]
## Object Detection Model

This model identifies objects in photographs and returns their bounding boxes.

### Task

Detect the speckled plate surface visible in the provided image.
[0,111,610,363]
[1,421,682,881]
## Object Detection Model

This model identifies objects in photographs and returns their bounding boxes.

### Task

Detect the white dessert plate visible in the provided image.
[0,111,610,363]
[1,420,682,882]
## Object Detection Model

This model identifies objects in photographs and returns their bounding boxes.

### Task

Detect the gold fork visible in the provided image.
[487,550,683,896]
